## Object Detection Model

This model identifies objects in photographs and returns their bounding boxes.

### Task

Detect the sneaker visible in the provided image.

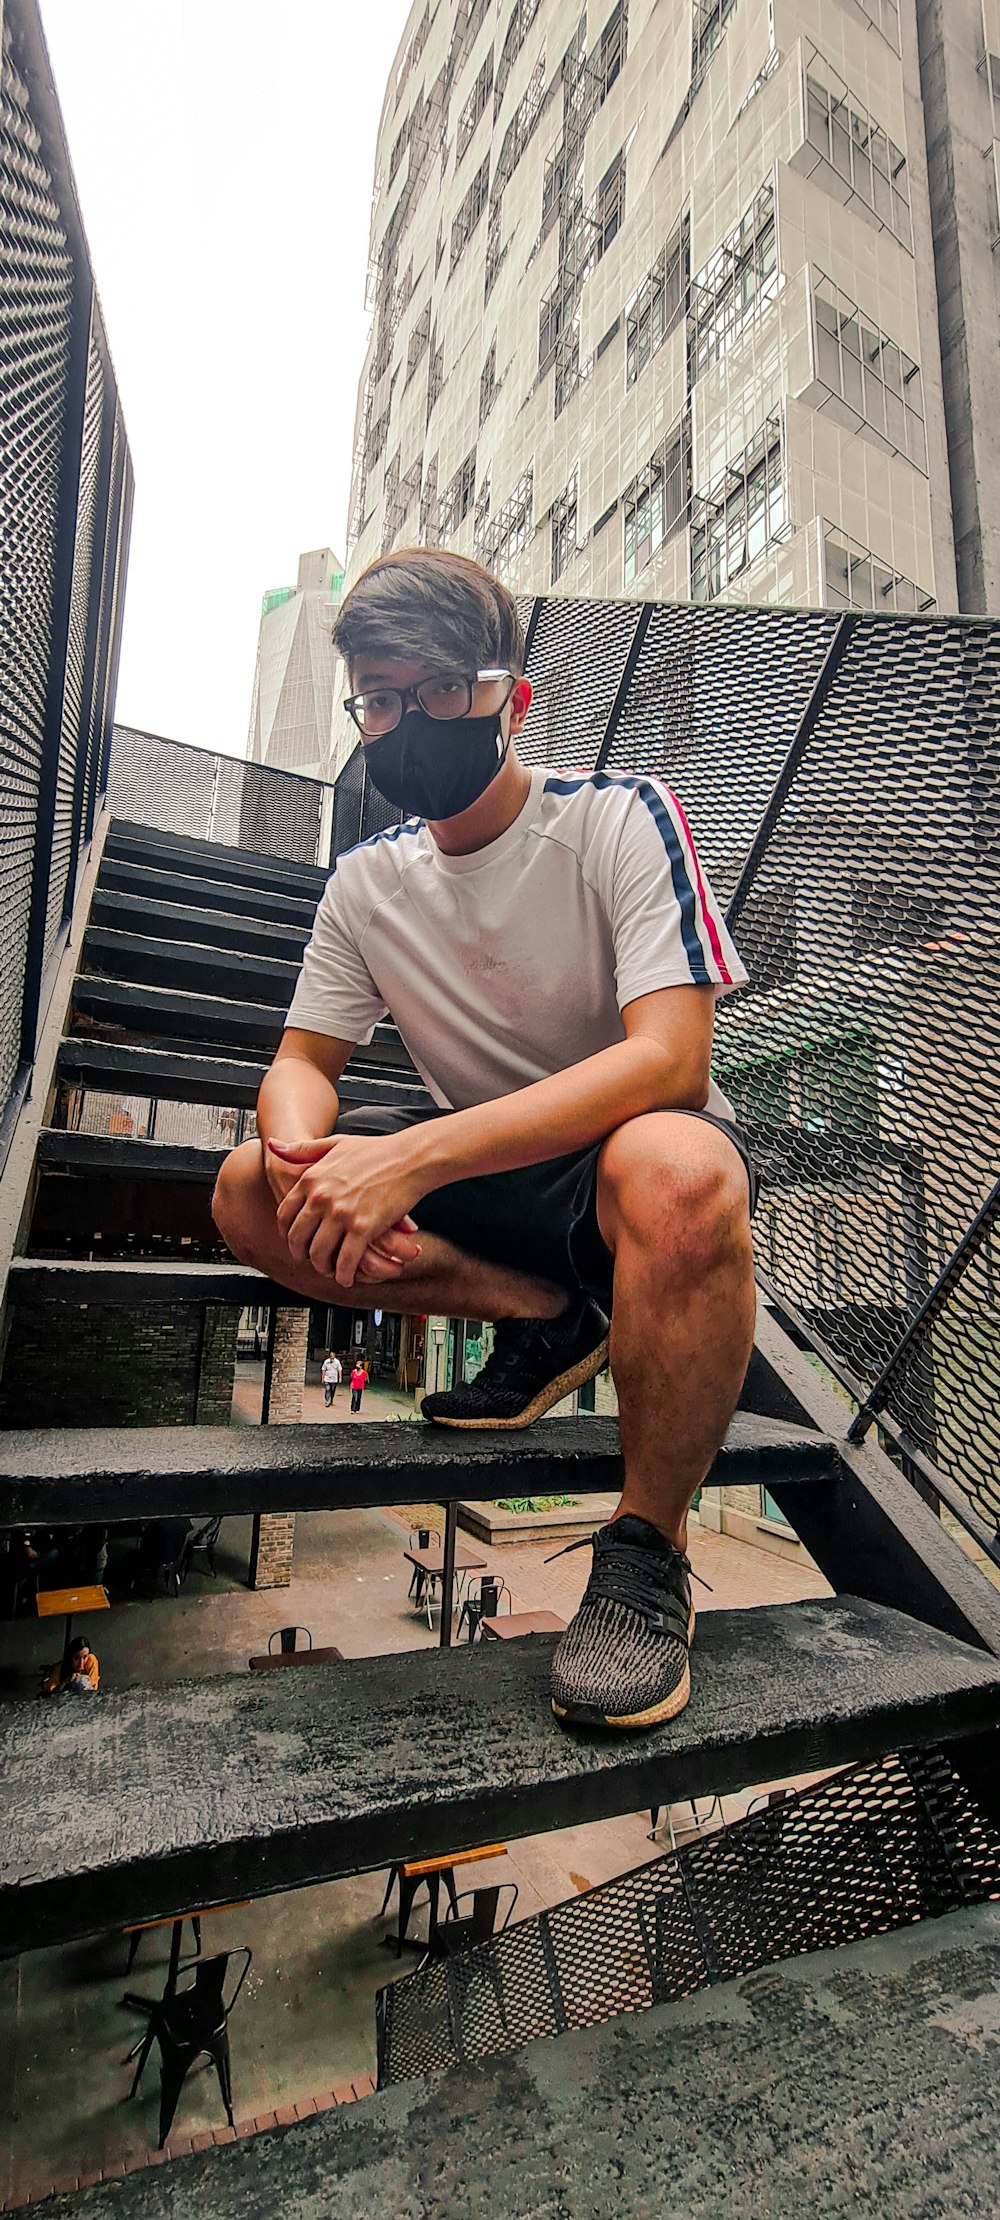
[420,1297,609,1430]
[550,1515,697,1729]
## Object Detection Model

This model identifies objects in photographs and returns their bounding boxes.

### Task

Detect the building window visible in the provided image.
[494,0,541,117]
[623,417,691,586]
[550,471,578,583]
[823,525,935,614]
[457,49,493,162]
[690,422,786,602]
[494,56,546,192]
[856,0,900,51]
[441,450,477,537]
[420,453,439,542]
[805,60,912,249]
[554,309,585,418]
[479,337,499,428]
[405,301,431,386]
[476,464,533,572]
[626,215,689,387]
[595,150,626,258]
[426,334,444,427]
[813,273,927,471]
[451,155,490,273]
[689,185,778,383]
[598,1,628,98]
[365,407,389,472]
[692,0,739,95]
[484,197,505,302]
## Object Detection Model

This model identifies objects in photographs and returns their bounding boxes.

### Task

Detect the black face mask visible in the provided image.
[362,708,508,822]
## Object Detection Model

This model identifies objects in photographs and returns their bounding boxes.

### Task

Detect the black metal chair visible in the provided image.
[457,1575,510,1643]
[268,1626,312,1655]
[190,1517,223,1579]
[424,1882,519,1960]
[128,1948,251,2148]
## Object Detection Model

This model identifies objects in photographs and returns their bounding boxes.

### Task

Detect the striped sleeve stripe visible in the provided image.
[543,770,723,986]
[657,783,733,987]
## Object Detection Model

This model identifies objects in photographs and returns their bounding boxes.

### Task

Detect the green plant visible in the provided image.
[494,1495,577,1514]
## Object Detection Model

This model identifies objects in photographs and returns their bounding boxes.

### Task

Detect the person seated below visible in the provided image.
[41,1635,99,1696]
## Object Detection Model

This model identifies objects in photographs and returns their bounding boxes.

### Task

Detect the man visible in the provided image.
[41,1634,99,1696]
[214,549,756,1730]
[321,1350,342,1405]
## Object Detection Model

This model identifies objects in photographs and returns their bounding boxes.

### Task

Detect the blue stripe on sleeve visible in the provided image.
[543,772,711,984]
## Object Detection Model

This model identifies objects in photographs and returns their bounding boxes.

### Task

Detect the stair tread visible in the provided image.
[71,976,406,1061]
[91,888,312,958]
[98,857,319,925]
[0,1412,837,1524]
[2,1597,998,1954]
[39,1904,1000,2217]
[82,925,302,1001]
[55,1040,429,1111]
[106,819,329,892]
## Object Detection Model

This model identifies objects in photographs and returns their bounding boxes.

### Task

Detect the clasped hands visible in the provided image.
[266,1131,425,1289]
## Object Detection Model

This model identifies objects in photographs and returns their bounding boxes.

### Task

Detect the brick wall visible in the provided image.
[0,1300,240,1427]
[248,1307,308,1589]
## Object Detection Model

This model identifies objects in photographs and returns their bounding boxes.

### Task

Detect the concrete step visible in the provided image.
[90,886,312,963]
[8,1256,283,1304]
[98,855,319,928]
[0,1411,838,1526]
[81,925,301,1007]
[46,1902,1000,2219]
[70,976,408,1061]
[3,1598,998,1955]
[55,1039,431,1114]
[106,820,329,900]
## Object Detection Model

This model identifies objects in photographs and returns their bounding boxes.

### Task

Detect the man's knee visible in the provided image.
[212,1139,271,1261]
[598,1114,750,1271]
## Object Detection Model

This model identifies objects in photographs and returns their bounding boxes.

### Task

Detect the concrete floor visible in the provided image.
[0,1477,831,2209]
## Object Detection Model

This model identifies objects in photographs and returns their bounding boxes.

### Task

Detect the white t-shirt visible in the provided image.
[286,768,748,1121]
[321,1355,342,1383]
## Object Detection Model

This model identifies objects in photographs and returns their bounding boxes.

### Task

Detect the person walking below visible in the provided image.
[349,1362,366,1414]
[321,1350,342,1405]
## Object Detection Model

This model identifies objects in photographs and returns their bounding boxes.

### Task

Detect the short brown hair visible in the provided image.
[332,547,525,676]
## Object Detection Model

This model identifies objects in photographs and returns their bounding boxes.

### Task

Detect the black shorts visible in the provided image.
[337,1102,758,1315]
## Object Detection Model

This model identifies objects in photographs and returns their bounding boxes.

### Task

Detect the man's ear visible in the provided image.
[508,676,532,734]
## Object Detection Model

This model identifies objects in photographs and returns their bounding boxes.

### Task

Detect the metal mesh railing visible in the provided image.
[322,593,1000,1549]
[108,727,327,868]
[376,1746,1000,2085]
[0,3,130,1156]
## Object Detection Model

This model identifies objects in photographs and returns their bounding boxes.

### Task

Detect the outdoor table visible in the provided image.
[36,1581,109,1653]
[480,1609,567,1640]
[380,1843,508,1955]
[122,1900,252,2010]
[248,1645,344,1671]
[403,1538,486,1628]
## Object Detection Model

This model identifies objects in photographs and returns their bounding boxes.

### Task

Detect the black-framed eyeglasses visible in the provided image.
[344,667,516,739]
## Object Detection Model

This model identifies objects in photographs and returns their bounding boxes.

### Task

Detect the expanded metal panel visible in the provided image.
[715,617,1000,1534]
[377,1747,1000,2086]
[599,602,840,899]
[108,728,325,866]
[331,743,365,856]
[44,328,103,967]
[0,30,73,1110]
[519,594,641,770]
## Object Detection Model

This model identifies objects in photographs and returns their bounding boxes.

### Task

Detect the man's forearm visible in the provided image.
[256,1054,340,1152]
[405,1037,706,1191]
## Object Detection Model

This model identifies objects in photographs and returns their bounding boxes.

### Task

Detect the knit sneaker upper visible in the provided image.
[550,1515,696,1726]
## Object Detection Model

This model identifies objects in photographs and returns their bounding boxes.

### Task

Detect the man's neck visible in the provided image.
[427,753,532,857]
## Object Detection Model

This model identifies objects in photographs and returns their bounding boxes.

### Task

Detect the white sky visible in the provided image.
[40,0,409,757]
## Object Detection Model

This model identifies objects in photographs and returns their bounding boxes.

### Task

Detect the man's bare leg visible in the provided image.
[596,1111,756,1549]
[212,1140,568,1323]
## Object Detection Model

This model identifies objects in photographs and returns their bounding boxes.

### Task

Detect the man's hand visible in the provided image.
[269,1134,426,1288]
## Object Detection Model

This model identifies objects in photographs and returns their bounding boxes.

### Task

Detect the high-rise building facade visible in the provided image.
[248,547,345,779]
[346,0,974,621]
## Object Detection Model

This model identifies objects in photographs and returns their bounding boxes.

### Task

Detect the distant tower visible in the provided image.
[247,548,345,778]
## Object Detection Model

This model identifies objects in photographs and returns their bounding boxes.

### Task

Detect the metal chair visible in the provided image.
[128,1947,251,2148]
[190,1516,223,1579]
[457,1575,510,1643]
[268,1626,312,1655]
[648,1796,725,1847]
[423,1882,519,1962]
